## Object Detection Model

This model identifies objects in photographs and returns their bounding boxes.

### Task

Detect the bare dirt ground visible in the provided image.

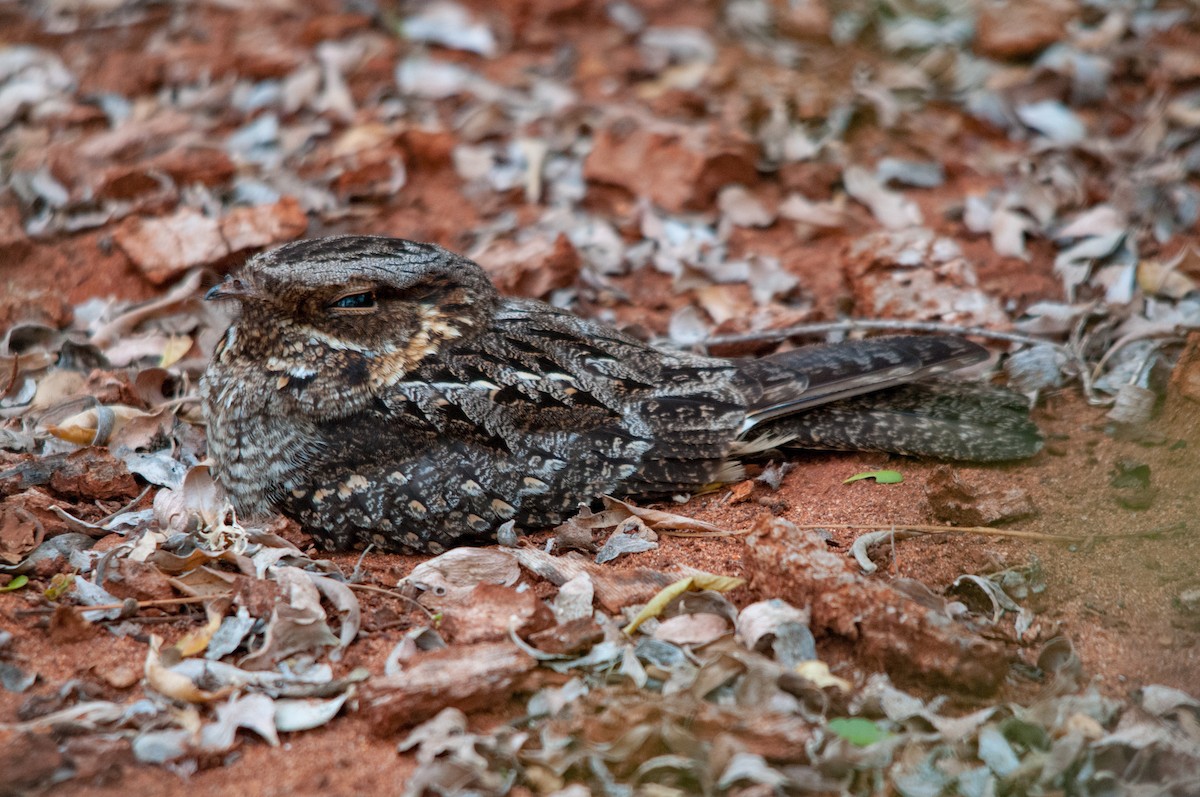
[2,1,1199,794]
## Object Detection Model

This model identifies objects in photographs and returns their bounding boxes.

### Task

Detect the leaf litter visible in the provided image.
[2,0,1200,793]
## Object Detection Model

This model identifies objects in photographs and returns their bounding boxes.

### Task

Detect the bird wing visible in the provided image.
[734,335,988,435]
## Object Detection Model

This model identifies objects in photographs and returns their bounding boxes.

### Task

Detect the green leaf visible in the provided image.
[0,575,28,592]
[827,717,889,746]
[843,470,903,485]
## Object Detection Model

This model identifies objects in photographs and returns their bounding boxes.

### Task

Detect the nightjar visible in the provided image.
[200,235,1041,553]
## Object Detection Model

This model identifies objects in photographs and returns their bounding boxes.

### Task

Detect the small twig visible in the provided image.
[793,522,1079,542]
[1091,331,1185,383]
[659,527,745,538]
[16,593,230,616]
[792,522,1188,543]
[350,544,375,584]
[666,521,1187,544]
[96,484,153,526]
[346,582,437,623]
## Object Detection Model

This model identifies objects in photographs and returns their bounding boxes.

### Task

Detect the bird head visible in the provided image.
[206,235,499,405]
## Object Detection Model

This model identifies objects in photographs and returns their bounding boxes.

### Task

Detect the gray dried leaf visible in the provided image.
[403,2,497,57]
[736,598,812,663]
[1004,344,1067,392]
[652,612,729,646]
[273,692,350,733]
[239,567,340,670]
[948,575,1022,625]
[755,461,792,491]
[396,56,496,101]
[1016,100,1087,145]
[619,646,647,688]
[552,573,594,623]
[132,728,192,764]
[199,692,279,751]
[307,573,360,658]
[977,724,1020,776]
[717,751,787,789]
[74,575,123,621]
[123,451,187,489]
[205,606,255,660]
[401,548,519,595]
[1137,685,1200,717]
[718,185,775,228]
[1013,301,1093,335]
[639,26,715,70]
[1053,230,1130,300]
[779,193,847,228]
[667,305,710,347]
[990,207,1033,260]
[595,530,658,564]
[0,661,36,693]
[843,165,923,229]
[875,158,944,188]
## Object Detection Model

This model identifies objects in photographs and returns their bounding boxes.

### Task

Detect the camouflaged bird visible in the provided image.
[200,235,1041,553]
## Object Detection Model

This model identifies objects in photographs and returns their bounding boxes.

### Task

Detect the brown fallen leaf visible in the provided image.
[362,641,540,735]
[0,505,43,565]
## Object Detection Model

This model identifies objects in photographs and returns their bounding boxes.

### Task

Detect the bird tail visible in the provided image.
[734,336,1043,462]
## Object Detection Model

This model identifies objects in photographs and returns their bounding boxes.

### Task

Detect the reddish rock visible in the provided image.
[48,448,140,502]
[0,731,65,794]
[220,197,308,254]
[102,558,177,603]
[439,583,556,645]
[528,617,605,655]
[362,641,540,734]
[742,515,1010,694]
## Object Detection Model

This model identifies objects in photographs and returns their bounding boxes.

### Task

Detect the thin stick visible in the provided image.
[663,521,1187,543]
[17,593,230,616]
[347,582,437,623]
[791,523,1074,542]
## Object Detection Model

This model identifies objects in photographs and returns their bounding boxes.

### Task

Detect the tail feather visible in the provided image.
[736,336,988,434]
[734,336,1042,462]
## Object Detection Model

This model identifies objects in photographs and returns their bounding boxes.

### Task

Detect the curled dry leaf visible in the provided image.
[200,693,280,751]
[239,567,341,671]
[401,547,520,596]
[308,573,361,658]
[652,612,730,646]
[737,599,812,652]
[153,466,246,550]
[599,496,732,536]
[843,165,923,230]
[171,598,230,658]
[144,634,233,704]
[47,404,174,450]
[623,571,745,635]
[0,505,44,564]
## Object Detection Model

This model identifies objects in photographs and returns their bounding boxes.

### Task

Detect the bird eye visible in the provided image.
[330,291,376,311]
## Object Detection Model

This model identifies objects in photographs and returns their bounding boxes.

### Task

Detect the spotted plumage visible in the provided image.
[200,235,1042,553]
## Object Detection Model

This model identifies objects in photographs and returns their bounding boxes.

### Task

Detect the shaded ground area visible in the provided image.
[1,0,1199,794]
